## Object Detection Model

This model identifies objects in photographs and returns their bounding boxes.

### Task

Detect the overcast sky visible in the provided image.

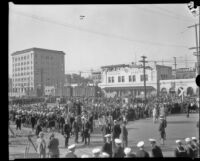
[9,3,198,77]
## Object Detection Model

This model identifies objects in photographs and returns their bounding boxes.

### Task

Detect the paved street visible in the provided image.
[9,113,199,159]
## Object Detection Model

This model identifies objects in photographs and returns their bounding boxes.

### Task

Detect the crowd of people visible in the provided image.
[9,94,199,158]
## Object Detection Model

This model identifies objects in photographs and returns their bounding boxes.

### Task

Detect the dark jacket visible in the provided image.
[151,145,163,157]
[112,124,121,139]
[72,121,79,133]
[35,124,42,136]
[101,125,111,136]
[47,138,59,156]
[113,146,125,158]
[63,123,71,137]
[174,146,187,157]
[102,142,112,157]
[121,125,128,139]
[136,149,149,158]
[185,145,195,158]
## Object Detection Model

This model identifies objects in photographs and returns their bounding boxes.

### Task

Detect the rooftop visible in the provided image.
[11,47,65,56]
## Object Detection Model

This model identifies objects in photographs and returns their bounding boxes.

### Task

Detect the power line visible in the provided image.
[131,5,195,23]
[10,9,189,49]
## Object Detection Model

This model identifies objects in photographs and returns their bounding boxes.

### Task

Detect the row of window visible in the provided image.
[13,83,33,87]
[108,75,148,83]
[35,55,54,60]
[12,87,34,92]
[13,66,33,72]
[13,55,32,62]
[13,77,33,82]
[13,61,32,67]
[13,72,33,77]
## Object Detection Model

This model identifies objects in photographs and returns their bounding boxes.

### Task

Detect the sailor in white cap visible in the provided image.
[92,148,101,158]
[149,138,163,157]
[102,134,112,157]
[135,141,149,158]
[185,137,196,158]
[124,147,136,158]
[100,152,110,158]
[113,138,125,158]
[191,137,199,153]
[65,144,77,158]
[190,137,199,158]
[174,140,187,157]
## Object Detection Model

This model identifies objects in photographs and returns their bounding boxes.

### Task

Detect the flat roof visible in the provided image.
[101,63,153,70]
[101,64,130,69]
[11,47,65,56]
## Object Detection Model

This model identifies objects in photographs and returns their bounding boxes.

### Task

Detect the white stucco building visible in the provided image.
[99,62,197,98]
[99,63,172,97]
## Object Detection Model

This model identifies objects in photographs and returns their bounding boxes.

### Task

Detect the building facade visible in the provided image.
[91,71,101,85]
[160,78,198,96]
[9,77,12,97]
[99,63,173,97]
[172,68,196,79]
[11,48,65,97]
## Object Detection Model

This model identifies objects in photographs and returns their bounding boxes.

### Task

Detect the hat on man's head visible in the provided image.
[160,115,164,119]
[149,138,156,143]
[100,152,110,158]
[175,140,182,144]
[104,134,111,138]
[68,144,76,150]
[191,137,197,141]
[137,141,144,148]
[115,138,122,144]
[185,138,191,142]
[92,148,101,154]
[124,147,131,155]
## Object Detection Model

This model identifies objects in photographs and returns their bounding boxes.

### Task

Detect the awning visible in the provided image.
[104,86,156,91]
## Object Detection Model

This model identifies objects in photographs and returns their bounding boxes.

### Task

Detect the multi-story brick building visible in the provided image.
[11,48,65,97]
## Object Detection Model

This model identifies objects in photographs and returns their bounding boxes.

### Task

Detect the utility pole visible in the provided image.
[187,5,200,155]
[173,57,177,79]
[139,56,148,104]
[173,57,177,95]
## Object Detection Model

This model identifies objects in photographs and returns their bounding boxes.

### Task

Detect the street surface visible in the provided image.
[9,113,199,159]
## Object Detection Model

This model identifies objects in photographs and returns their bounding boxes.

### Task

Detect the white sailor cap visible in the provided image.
[100,152,110,158]
[185,138,191,142]
[124,147,131,155]
[104,134,111,138]
[81,154,90,158]
[68,144,76,150]
[92,148,101,154]
[137,141,144,148]
[191,137,197,141]
[149,138,156,143]
[115,138,122,144]
[175,140,182,144]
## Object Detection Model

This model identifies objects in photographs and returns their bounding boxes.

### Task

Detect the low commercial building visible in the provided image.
[99,63,172,97]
